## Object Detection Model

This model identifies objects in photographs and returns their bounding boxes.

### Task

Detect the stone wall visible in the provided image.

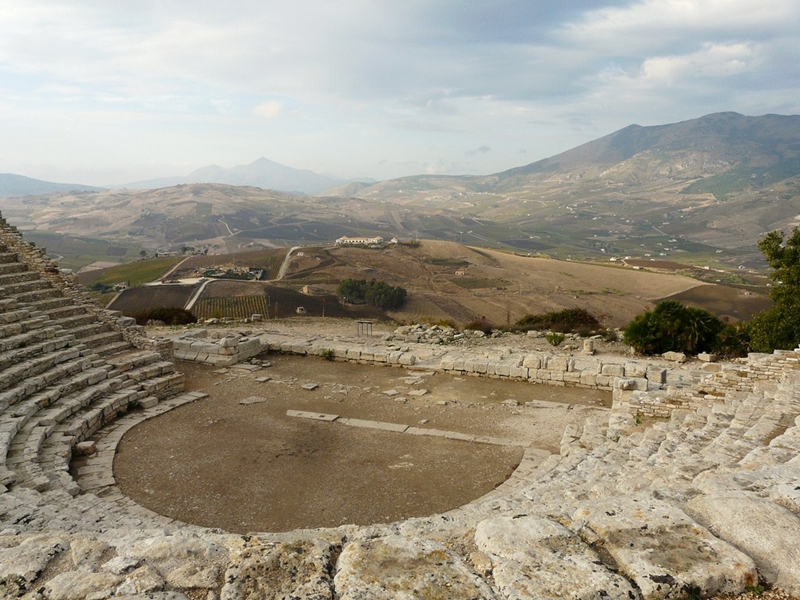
[172,329,262,366]
[614,348,800,419]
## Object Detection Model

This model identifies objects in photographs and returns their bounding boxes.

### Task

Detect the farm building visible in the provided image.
[335,236,384,247]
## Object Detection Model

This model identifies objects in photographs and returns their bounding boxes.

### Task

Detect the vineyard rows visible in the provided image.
[192,296,270,320]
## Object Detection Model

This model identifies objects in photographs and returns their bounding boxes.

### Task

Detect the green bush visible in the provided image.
[623,300,724,356]
[713,322,751,358]
[513,308,601,333]
[546,332,566,346]
[130,307,197,326]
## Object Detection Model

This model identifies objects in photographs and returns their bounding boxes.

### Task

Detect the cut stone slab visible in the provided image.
[338,418,409,433]
[686,495,800,595]
[255,376,272,383]
[301,382,320,390]
[286,410,339,422]
[475,516,638,600]
[239,396,268,405]
[381,389,400,396]
[573,495,758,600]
[407,389,428,397]
[334,535,496,600]
[232,363,260,371]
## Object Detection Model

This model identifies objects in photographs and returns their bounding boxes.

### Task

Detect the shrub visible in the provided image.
[464,318,494,334]
[130,307,197,326]
[546,332,566,346]
[623,300,724,355]
[513,308,601,333]
[713,322,750,358]
[320,348,335,361]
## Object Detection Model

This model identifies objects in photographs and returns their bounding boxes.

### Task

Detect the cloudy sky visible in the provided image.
[1,0,799,186]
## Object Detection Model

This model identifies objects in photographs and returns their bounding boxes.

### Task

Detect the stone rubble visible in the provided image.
[1,210,800,599]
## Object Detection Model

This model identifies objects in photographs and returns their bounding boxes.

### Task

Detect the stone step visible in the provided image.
[0,321,54,350]
[0,313,50,337]
[6,286,63,305]
[0,261,28,276]
[71,328,121,350]
[38,303,91,321]
[92,339,133,358]
[24,296,74,313]
[0,307,30,326]
[0,296,18,313]
[0,277,51,297]
[0,333,77,373]
[0,270,41,286]
[106,349,166,374]
[0,251,19,264]
[0,350,90,406]
[48,312,105,332]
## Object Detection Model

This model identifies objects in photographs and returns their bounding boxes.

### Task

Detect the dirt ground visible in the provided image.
[114,353,610,534]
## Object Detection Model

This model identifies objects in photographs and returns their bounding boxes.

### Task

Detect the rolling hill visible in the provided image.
[5,112,800,273]
[0,173,103,197]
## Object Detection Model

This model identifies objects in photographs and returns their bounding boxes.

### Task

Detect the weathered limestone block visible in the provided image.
[114,565,166,596]
[616,377,648,391]
[573,496,757,600]
[398,353,416,366]
[494,363,511,377]
[624,362,647,378]
[221,538,335,600]
[687,495,800,595]
[42,570,123,600]
[662,351,687,363]
[601,363,624,377]
[219,336,239,348]
[522,355,541,369]
[439,357,455,371]
[547,356,568,371]
[334,535,495,600]
[645,366,667,384]
[0,534,67,596]
[508,367,530,379]
[475,516,638,600]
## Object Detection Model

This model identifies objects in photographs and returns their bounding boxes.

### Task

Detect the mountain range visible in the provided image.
[122,157,372,196]
[4,112,800,272]
[0,173,103,198]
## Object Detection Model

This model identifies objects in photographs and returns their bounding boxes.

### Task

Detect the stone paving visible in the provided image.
[1,210,800,599]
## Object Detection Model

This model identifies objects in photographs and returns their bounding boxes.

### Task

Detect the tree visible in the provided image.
[336,278,407,310]
[749,227,800,351]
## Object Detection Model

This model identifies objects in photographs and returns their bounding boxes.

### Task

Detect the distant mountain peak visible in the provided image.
[124,157,369,195]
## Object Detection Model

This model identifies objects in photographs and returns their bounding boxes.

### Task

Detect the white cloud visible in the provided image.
[253,101,282,119]
[0,1,799,184]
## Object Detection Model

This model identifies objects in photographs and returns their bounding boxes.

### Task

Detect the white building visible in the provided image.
[335,236,384,246]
